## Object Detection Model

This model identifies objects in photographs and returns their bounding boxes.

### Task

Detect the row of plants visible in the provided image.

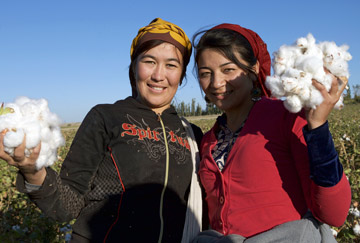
[0,103,359,242]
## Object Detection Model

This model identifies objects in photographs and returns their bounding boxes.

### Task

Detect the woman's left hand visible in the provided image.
[305,72,348,130]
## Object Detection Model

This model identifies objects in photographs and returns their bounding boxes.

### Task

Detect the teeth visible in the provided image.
[149,85,164,91]
[214,91,231,96]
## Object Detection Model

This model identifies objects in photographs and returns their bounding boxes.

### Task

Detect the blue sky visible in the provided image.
[1,0,359,123]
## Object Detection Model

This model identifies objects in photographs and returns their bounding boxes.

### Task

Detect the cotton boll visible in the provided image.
[1,97,65,170]
[296,33,316,50]
[339,44,352,61]
[295,55,326,82]
[320,41,352,78]
[22,121,41,148]
[327,58,349,78]
[298,87,311,101]
[35,156,48,170]
[267,33,351,113]
[272,63,287,78]
[3,102,21,115]
[282,76,299,94]
[321,73,334,91]
[296,36,308,49]
[0,104,22,132]
[36,142,50,169]
[354,223,360,236]
[330,228,338,237]
[296,73,312,100]
[265,75,285,97]
[3,147,15,156]
[334,95,344,110]
[13,96,31,107]
[272,45,301,76]
[51,127,65,148]
[45,152,57,168]
[281,68,310,95]
[3,128,24,148]
[296,34,322,60]
[284,95,303,113]
[43,112,62,127]
[306,87,324,109]
[20,101,42,121]
[40,126,53,143]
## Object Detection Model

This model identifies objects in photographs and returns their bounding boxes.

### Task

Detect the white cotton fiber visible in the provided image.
[265,33,351,113]
[0,97,65,170]
[3,128,25,148]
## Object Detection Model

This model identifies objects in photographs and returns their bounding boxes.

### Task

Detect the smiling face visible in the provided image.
[135,42,183,114]
[197,48,258,113]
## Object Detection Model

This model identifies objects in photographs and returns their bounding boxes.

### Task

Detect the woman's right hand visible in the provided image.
[305,70,348,130]
[0,129,46,185]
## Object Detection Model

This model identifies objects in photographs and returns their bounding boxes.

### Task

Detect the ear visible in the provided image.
[253,60,260,75]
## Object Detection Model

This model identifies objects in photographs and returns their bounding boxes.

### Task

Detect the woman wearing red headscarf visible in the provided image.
[191,24,351,242]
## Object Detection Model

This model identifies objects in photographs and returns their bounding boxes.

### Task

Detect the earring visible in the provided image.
[251,86,261,102]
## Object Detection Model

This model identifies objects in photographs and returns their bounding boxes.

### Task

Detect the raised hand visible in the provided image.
[305,72,348,130]
[0,129,46,185]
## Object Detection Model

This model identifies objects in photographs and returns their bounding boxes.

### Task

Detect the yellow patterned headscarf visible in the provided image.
[130,18,192,65]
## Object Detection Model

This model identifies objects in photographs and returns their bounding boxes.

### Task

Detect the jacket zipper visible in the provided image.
[157,113,170,243]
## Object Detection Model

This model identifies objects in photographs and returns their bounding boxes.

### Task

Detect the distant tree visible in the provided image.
[343,86,352,103]
[353,85,360,103]
[191,98,196,116]
[185,104,191,116]
[205,102,221,115]
[180,101,185,116]
[196,103,202,116]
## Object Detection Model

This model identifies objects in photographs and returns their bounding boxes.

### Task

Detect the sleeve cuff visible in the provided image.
[16,167,58,198]
[24,180,42,192]
[303,121,343,187]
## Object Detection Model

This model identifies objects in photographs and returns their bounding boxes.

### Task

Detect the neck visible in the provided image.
[135,96,170,115]
[152,106,169,115]
[224,99,255,132]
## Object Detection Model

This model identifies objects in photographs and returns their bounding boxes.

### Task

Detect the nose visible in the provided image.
[212,72,225,89]
[151,64,165,82]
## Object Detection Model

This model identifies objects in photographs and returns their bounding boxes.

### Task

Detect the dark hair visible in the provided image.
[193,28,258,78]
[129,39,188,98]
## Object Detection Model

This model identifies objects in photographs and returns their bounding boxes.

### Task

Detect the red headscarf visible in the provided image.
[212,24,271,97]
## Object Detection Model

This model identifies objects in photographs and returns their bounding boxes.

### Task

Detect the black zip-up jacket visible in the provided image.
[17,97,203,242]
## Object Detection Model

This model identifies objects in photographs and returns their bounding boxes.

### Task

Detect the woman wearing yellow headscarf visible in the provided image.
[0,18,204,242]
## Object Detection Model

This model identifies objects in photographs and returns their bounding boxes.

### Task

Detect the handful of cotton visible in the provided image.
[0,97,65,170]
[265,33,351,113]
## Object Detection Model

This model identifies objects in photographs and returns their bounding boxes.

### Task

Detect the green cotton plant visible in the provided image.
[0,126,76,242]
[0,160,73,242]
[0,103,14,116]
[327,103,360,242]
[0,104,360,242]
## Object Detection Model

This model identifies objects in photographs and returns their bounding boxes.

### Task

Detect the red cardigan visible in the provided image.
[199,97,351,237]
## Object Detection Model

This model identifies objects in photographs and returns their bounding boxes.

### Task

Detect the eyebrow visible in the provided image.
[198,61,234,70]
[140,54,181,64]
[220,62,234,67]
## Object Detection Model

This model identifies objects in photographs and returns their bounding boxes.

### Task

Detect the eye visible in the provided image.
[223,68,235,73]
[140,56,156,65]
[143,60,155,65]
[199,71,211,79]
[166,63,179,69]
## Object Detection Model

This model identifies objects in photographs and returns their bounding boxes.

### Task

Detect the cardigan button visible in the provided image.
[219,196,224,204]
